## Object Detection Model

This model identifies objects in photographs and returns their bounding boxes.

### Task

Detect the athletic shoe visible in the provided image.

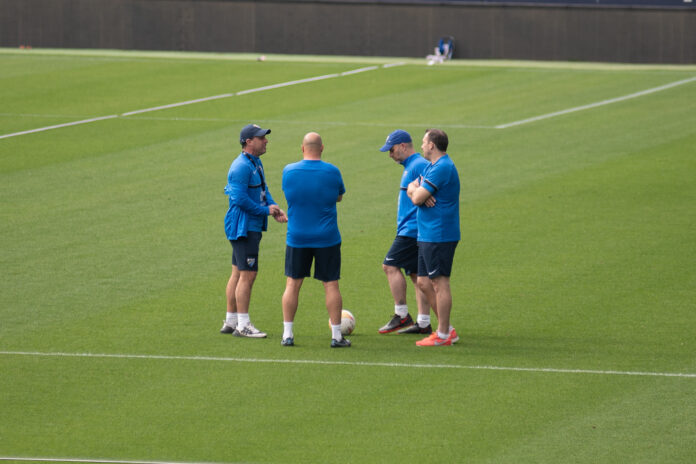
[450,328,460,344]
[233,323,267,338]
[331,338,351,348]
[420,328,459,342]
[378,313,414,334]
[220,321,236,334]
[397,323,432,335]
[416,334,452,346]
[281,337,294,346]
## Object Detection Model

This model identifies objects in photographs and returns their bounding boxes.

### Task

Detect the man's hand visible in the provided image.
[269,205,288,223]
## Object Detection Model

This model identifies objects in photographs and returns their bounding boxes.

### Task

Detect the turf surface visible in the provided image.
[1,48,695,463]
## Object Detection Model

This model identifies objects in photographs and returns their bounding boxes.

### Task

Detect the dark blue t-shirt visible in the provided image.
[282,160,346,248]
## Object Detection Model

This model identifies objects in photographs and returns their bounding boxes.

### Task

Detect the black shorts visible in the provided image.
[285,243,341,282]
[383,236,418,275]
[230,231,262,271]
[417,241,458,278]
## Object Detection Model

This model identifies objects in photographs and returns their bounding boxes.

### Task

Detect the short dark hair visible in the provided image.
[425,129,448,152]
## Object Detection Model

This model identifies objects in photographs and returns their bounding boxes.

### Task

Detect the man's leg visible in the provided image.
[233,270,267,338]
[379,264,414,333]
[384,264,407,306]
[235,270,257,315]
[281,277,303,345]
[430,276,452,338]
[226,265,240,313]
[410,272,437,319]
[221,265,241,333]
[324,280,350,347]
[282,277,304,323]
[323,280,343,325]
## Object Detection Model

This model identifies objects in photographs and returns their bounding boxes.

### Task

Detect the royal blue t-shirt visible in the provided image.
[417,154,461,243]
[397,153,430,238]
[282,160,346,248]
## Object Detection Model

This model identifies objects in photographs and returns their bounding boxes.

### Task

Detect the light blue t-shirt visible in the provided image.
[282,160,346,248]
[397,153,429,238]
[417,154,460,243]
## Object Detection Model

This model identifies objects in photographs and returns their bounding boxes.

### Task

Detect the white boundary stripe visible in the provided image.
[0,65,387,140]
[1,351,694,378]
[495,75,696,129]
[121,93,235,116]
[0,115,118,140]
[235,73,339,96]
[0,458,229,464]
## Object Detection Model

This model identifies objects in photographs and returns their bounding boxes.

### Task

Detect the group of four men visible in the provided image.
[220,124,460,348]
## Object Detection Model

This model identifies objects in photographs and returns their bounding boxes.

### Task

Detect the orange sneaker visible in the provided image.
[416,333,452,346]
[450,328,460,344]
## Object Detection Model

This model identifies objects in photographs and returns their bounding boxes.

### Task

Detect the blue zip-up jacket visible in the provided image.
[224,152,277,240]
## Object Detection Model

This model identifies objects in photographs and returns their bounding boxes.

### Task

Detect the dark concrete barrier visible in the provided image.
[1,0,694,63]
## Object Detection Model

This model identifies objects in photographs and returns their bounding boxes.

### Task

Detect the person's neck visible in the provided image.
[429,151,446,164]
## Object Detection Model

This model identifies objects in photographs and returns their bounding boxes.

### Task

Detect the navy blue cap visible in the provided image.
[240,124,271,145]
[379,129,412,152]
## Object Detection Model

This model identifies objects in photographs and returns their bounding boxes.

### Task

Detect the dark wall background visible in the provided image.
[1,0,695,63]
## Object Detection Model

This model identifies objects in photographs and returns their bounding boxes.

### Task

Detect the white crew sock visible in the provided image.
[437,331,449,340]
[394,304,409,318]
[283,322,294,340]
[237,313,250,329]
[225,312,237,326]
[331,324,343,341]
[417,314,431,327]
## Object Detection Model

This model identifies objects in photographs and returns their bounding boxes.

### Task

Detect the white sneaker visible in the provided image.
[233,323,267,338]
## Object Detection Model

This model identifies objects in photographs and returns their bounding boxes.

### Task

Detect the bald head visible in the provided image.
[302,132,324,160]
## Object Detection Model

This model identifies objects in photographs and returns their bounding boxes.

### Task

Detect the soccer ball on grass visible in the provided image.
[329,309,355,335]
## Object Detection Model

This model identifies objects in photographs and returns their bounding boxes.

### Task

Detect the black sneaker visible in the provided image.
[378,313,414,334]
[281,337,294,346]
[397,323,432,335]
[220,321,236,334]
[331,338,351,348]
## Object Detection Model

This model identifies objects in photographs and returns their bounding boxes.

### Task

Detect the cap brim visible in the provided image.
[379,143,392,152]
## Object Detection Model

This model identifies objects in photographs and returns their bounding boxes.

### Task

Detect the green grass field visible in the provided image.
[1,48,695,464]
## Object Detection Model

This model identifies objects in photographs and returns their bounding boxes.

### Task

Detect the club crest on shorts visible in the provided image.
[246,257,256,267]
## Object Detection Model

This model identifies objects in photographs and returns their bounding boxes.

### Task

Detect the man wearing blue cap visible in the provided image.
[377,130,438,335]
[408,129,460,346]
[221,124,287,338]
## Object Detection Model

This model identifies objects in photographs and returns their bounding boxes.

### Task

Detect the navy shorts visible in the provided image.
[417,241,458,278]
[285,243,341,282]
[230,231,262,271]
[383,236,418,275]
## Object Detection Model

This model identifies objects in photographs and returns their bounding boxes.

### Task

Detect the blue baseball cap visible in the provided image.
[379,129,412,152]
[240,124,271,145]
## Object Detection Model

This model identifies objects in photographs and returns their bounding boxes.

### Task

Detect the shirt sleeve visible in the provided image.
[421,163,445,195]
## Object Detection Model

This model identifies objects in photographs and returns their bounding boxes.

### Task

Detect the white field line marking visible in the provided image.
[382,62,406,68]
[234,72,339,96]
[0,458,231,464]
[0,64,392,140]
[0,115,118,140]
[121,93,235,116]
[1,351,694,378]
[495,75,696,129]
